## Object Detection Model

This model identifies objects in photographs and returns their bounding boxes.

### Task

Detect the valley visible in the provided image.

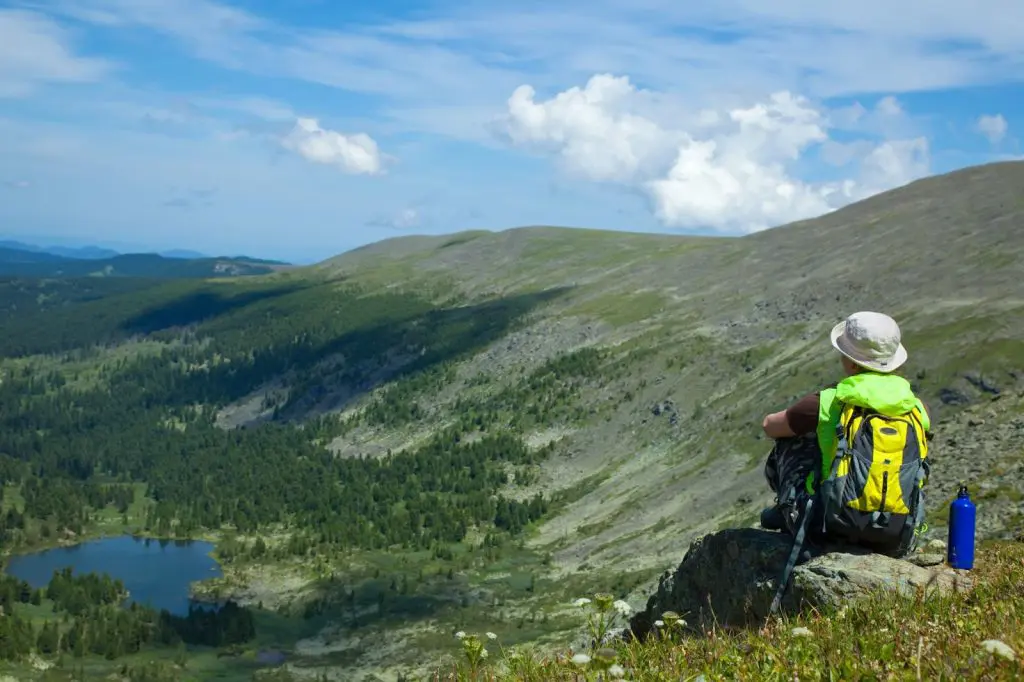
[0,160,1023,681]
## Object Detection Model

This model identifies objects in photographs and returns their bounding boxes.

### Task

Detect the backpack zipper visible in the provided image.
[880,470,889,513]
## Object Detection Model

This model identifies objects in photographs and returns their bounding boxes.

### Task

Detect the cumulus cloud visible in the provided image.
[0,9,109,97]
[874,96,904,117]
[976,114,1008,144]
[280,118,384,175]
[503,75,932,233]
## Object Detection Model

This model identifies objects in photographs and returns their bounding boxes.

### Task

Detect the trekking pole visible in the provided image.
[768,497,814,616]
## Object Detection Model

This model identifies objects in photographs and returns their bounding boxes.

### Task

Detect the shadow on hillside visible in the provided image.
[255,571,495,658]
[119,284,306,335]
[123,284,571,414]
[269,286,573,420]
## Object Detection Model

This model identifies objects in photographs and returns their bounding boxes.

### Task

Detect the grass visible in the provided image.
[570,291,668,327]
[430,540,1024,680]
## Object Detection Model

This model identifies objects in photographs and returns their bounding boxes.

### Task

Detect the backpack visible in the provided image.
[816,401,930,556]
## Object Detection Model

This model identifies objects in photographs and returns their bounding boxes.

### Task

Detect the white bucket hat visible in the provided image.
[830,311,908,373]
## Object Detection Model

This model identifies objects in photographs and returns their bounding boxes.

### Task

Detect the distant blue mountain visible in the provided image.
[0,240,119,260]
[0,238,289,266]
[160,249,209,260]
[0,239,291,278]
[49,245,123,260]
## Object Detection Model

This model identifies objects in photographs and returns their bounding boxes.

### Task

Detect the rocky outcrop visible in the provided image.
[629,528,974,640]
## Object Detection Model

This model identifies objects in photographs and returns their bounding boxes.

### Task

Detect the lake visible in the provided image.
[4,535,222,616]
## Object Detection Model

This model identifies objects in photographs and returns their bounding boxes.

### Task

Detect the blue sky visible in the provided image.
[0,0,1021,263]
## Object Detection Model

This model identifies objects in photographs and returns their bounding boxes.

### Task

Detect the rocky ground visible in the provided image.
[628,528,973,639]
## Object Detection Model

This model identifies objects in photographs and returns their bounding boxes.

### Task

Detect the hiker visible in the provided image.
[758,310,932,557]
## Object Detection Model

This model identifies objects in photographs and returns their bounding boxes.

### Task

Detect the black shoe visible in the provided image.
[760,505,785,531]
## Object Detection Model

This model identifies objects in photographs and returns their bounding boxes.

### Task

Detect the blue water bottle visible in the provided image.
[947,483,976,570]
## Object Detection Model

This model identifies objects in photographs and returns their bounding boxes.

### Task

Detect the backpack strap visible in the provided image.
[768,495,815,617]
[768,461,822,618]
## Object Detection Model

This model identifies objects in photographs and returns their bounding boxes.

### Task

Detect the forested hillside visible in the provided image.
[1,161,1023,680]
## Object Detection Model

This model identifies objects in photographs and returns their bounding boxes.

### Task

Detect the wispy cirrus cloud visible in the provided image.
[0,9,111,97]
[44,0,1024,103]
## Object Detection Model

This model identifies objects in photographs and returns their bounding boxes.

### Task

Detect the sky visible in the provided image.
[0,0,1021,263]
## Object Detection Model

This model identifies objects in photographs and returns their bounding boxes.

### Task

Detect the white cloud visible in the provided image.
[393,208,419,228]
[280,118,384,175]
[875,96,904,117]
[506,76,678,183]
[976,114,1008,144]
[4,179,31,189]
[503,75,932,233]
[0,9,110,97]
[368,207,421,230]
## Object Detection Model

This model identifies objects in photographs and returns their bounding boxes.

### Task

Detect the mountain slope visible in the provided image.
[302,160,1023,573]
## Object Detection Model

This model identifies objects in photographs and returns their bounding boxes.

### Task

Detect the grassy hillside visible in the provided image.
[436,538,1024,680]
[0,160,1022,680]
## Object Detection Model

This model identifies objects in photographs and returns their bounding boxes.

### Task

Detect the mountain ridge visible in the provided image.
[0,245,293,279]
[0,238,293,267]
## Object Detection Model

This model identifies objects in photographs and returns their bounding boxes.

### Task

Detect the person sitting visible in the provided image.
[758,311,932,556]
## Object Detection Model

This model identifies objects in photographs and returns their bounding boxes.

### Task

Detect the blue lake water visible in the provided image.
[5,535,222,616]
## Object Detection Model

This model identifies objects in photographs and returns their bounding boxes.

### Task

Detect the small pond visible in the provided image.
[5,534,222,616]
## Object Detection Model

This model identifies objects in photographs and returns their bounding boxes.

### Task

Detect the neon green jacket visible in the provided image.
[807,372,930,493]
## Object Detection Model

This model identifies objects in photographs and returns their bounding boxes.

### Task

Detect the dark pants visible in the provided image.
[763,432,822,537]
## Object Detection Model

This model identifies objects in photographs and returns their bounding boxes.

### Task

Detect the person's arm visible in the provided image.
[762,410,796,438]
[762,391,819,439]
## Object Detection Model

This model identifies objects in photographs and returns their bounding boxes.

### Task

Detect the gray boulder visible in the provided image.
[629,528,974,640]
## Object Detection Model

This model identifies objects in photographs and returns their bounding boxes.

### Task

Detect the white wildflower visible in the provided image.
[486,632,497,640]
[791,626,812,637]
[613,599,632,617]
[573,597,592,607]
[608,663,626,678]
[571,653,591,666]
[480,648,489,659]
[654,620,664,628]
[980,639,1017,661]
[454,631,466,639]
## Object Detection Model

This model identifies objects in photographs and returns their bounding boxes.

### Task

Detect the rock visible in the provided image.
[964,372,1001,395]
[907,553,945,567]
[628,528,974,639]
[939,388,971,406]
